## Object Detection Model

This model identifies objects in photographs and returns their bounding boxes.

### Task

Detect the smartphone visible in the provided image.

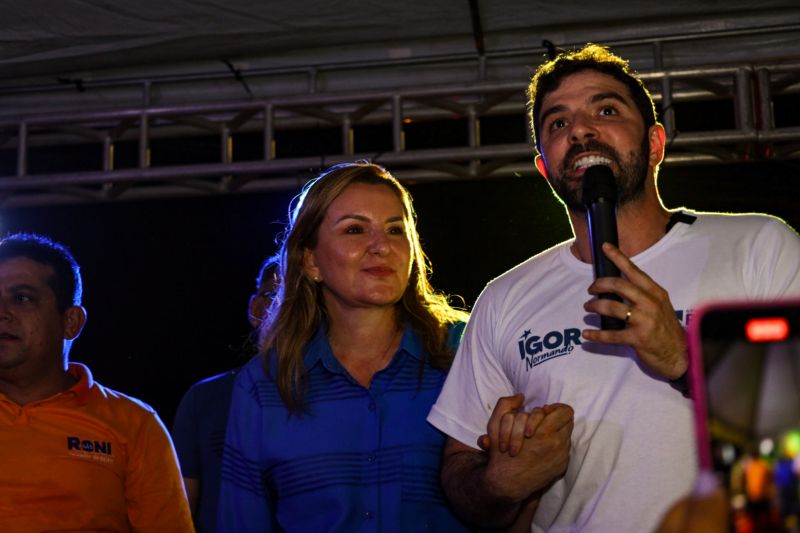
[688,298,800,532]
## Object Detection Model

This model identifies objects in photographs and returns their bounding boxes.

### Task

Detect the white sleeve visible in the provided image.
[747,216,800,298]
[427,285,516,449]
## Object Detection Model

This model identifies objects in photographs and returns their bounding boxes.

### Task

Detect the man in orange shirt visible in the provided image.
[0,232,193,532]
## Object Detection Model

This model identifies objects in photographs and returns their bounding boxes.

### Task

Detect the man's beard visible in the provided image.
[549,135,650,213]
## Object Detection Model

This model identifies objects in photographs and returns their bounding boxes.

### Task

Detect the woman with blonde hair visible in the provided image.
[218,162,471,532]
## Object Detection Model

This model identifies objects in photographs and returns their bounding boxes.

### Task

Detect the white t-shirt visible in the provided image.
[429,211,800,532]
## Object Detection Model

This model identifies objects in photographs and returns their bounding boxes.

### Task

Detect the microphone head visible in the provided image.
[582,165,618,205]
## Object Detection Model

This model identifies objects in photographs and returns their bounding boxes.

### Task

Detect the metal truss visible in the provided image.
[1,31,799,206]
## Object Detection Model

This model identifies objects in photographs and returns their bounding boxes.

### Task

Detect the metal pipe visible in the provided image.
[139,113,150,169]
[0,151,737,208]
[342,115,354,156]
[756,68,774,131]
[6,61,795,130]
[16,121,27,177]
[468,105,479,148]
[103,136,114,171]
[8,129,793,194]
[653,41,676,140]
[221,124,232,163]
[264,104,274,160]
[392,95,404,152]
[1,22,797,97]
[735,68,754,132]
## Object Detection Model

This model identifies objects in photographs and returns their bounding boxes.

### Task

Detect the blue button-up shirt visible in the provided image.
[218,323,470,532]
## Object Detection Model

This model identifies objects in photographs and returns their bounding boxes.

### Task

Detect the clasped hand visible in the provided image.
[479,393,574,503]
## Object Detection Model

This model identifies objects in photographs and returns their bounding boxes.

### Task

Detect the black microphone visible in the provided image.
[582,165,626,330]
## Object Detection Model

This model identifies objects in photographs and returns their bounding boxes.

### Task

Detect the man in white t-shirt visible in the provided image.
[427,43,800,532]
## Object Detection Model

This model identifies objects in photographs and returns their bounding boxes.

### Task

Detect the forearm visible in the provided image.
[441,449,524,529]
[504,494,541,533]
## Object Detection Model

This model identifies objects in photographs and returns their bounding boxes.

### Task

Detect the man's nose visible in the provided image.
[569,112,598,144]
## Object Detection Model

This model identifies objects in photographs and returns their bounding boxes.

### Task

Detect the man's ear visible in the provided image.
[64,306,87,341]
[534,154,549,180]
[649,123,667,167]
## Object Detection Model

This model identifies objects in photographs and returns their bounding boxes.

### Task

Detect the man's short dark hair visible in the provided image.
[528,43,657,153]
[0,233,82,312]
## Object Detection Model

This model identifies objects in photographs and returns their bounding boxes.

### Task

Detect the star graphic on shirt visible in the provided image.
[520,329,531,339]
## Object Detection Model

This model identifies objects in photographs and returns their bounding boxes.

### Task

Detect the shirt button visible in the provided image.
[368,402,376,411]
[366,453,375,462]
[365,511,374,519]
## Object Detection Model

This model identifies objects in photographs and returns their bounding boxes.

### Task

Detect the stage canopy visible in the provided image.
[0,0,798,205]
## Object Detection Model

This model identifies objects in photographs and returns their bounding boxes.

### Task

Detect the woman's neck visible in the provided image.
[326,305,403,387]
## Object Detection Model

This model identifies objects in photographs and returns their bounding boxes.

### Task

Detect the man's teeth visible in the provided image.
[573,156,612,170]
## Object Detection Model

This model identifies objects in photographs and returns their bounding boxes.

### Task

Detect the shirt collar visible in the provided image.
[0,361,94,408]
[302,321,331,370]
[303,321,425,372]
[64,362,94,405]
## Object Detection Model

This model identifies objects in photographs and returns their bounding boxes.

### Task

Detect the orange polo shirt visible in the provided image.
[0,362,194,532]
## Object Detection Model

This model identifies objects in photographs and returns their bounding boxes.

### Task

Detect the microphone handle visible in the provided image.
[587,198,626,330]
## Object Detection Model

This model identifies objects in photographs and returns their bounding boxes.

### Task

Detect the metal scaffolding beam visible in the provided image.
[0,31,799,206]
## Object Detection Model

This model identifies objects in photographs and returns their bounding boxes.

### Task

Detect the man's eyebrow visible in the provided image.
[9,283,39,292]
[539,91,632,130]
[591,91,630,107]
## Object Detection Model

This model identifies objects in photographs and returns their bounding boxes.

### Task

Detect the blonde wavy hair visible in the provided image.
[260,162,468,412]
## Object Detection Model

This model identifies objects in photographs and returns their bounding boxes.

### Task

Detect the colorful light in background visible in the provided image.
[783,430,800,457]
[759,437,775,457]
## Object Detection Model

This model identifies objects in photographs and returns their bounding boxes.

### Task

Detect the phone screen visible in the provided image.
[689,299,800,533]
